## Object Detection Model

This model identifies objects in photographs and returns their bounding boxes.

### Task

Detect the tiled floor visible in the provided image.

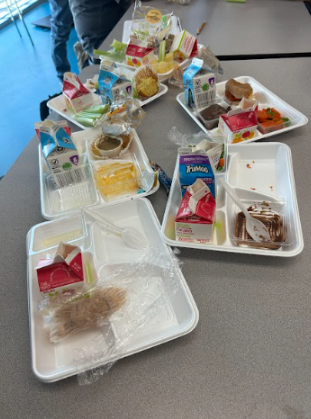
[0,1,79,177]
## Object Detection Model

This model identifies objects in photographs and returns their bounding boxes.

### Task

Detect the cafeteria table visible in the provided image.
[98,0,311,59]
[0,57,310,419]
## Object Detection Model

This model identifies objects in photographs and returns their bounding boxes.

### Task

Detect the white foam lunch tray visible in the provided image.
[48,83,168,130]
[177,76,308,144]
[161,142,303,257]
[26,198,199,382]
[39,129,160,220]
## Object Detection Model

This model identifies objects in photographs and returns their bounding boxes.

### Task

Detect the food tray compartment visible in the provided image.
[39,130,159,220]
[227,199,291,250]
[92,153,142,202]
[27,198,199,382]
[176,76,308,144]
[161,142,303,257]
[196,98,231,131]
[40,155,99,219]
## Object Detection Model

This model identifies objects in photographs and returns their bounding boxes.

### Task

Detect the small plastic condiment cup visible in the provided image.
[94,135,123,158]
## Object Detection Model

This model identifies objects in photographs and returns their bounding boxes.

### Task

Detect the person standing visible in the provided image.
[69,0,133,69]
[49,0,74,81]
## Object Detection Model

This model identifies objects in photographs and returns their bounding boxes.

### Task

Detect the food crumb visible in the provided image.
[247,163,251,169]
[252,161,255,163]
[270,185,273,191]
[251,188,256,190]
[63,109,67,112]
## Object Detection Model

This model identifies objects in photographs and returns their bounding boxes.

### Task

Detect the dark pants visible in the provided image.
[49,0,73,80]
[69,0,132,58]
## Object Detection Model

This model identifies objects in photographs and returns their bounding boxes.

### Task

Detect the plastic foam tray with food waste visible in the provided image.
[47,81,168,130]
[39,129,159,220]
[26,198,199,383]
[161,142,303,257]
[177,76,308,144]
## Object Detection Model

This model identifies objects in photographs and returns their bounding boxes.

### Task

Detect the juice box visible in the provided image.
[218,102,258,143]
[62,72,94,113]
[175,179,216,244]
[126,43,155,67]
[170,30,197,59]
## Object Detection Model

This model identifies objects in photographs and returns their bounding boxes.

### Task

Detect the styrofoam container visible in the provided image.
[176,76,308,144]
[26,198,199,382]
[39,129,160,220]
[48,82,168,129]
[161,142,303,257]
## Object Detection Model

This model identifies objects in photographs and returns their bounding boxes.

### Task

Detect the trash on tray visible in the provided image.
[36,120,86,188]
[36,242,90,295]
[93,158,140,199]
[175,179,216,244]
[233,201,287,250]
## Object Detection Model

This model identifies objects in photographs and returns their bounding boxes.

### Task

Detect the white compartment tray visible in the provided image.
[161,142,303,257]
[39,129,160,220]
[48,83,168,130]
[27,198,199,382]
[177,76,308,144]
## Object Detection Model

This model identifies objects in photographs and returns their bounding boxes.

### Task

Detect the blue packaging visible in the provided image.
[178,149,215,197]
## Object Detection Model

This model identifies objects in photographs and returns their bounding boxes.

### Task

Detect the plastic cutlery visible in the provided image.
[83,208,149,250]
[219,178,271,242]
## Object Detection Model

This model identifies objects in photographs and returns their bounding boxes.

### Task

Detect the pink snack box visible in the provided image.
[175,179,216,244]
[126,43,155,67]
[218,103,258,143]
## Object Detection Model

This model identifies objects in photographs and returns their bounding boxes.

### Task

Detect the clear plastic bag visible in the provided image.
[168,44,223,89]
[131,1,171,44]
[38,247,181,385]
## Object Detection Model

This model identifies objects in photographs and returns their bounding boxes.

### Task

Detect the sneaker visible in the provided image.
[74,42,89,71]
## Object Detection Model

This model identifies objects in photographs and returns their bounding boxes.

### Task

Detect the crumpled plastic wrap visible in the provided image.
[38,247,181,385]
[168,126,214,147]
[96,92,146,137]
[169,44,223,89]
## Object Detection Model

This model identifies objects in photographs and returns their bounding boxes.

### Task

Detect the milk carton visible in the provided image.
[170,30,197,59]
[98,61,133,105]
[183,58,216,110]
[39,120,86,188]
[175,179,216,244]
[62,72,94,113]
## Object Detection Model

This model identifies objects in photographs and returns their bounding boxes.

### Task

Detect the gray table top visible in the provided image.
[1,57,311,418]
[99,0,311,57]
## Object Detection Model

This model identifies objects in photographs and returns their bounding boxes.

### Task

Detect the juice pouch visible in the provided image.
[178,148,215,197]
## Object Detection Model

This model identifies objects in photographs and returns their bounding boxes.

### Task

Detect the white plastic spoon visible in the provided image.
[83,208,148,250]
[219,178,271,243]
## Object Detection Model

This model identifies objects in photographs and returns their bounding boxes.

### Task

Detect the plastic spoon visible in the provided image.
[83,208,148,250]
[219,178,271,243]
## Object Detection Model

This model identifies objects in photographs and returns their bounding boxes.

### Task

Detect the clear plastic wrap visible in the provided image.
[168,127,228,173]
[168,44,223,89]
[38,247,181,385]
[131,1,171,44]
